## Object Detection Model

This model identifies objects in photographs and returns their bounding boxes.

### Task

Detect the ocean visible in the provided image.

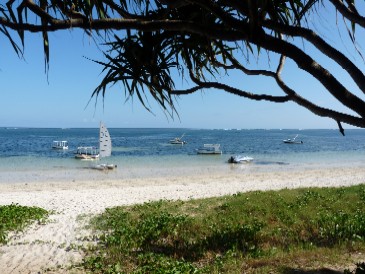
[0,128,364,182]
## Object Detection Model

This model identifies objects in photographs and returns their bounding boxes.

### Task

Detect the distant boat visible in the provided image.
[228,155,254,163]
[196,144,222,154]
[91,163,117,170]
[283,134,303,144]
[52,140,68,150]
[92,122,117,170]
[74,122,111,161]
[169,133,186,145]
[74,146,99,160]
[99,122,112,158]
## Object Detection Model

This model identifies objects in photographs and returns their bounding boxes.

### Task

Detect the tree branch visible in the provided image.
[274,55,365,128]
[329,0,365,28]
[262,20,365,95]
[0,16,242,39]
[187,70,290,103]
[251,31,365,118]
[2,0,365,129]
[21,0,57,23]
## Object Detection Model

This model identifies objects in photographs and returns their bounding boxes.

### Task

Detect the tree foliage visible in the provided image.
[1,0,365,133]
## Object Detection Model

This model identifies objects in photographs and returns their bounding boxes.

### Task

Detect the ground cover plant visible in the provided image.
[0,203,49,244]
[82,184,365,273]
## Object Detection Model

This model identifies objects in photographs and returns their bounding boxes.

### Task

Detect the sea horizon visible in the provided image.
[1,126,363,130]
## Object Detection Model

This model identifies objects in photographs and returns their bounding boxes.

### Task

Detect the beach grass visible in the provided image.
[0,203,48,244]
[82,184,365,273]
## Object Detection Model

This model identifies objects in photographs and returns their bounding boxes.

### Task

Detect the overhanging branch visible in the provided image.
[187,70,290,102]
[274,56,365,128]
[329,0,365,28]
[252,31,365,118]
[262,20,365,95]
[2,0,365,130]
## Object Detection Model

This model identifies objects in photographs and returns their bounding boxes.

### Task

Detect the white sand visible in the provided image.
[1,166,365,273]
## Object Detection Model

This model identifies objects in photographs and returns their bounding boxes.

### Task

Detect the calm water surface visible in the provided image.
[0,128,364,182]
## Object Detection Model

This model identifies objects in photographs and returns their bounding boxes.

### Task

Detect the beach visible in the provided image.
[1,165,365,273]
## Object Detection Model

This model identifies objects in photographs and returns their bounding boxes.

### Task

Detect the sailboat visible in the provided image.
[99,122,112,158]
[93,122,117,170]
[76,122,116,169]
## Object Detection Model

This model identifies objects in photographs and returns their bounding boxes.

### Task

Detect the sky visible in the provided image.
[1,4,365,129]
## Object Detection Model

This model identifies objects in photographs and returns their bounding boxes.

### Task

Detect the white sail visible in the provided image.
[99,122,112,158]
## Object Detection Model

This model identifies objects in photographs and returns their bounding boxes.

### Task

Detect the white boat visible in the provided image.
[52,140,68,150]
[99,122,112,158]
[228,155,254,163]
[196,144,222,154]
[75,122,116,163]
[283,134,303,144]
[169,134,186,145]
[91,122,117,170]
[74,146,100,160]
[91,163,117,170]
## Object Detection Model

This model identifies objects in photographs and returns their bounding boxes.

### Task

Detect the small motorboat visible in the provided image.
[283,134,303,144]
[169,134,186,145]
[91,163,117,170]
[228,155,254,163]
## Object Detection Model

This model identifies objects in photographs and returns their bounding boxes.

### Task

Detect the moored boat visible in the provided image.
[86,122,117,170]
[52,140,68,150]
[74,146,99,160]
[196,144,222,154]
[91,163,117,170]
[283,134,303,144]
[169,133,186,145]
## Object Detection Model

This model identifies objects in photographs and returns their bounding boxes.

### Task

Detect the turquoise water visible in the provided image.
[0,128,364,180]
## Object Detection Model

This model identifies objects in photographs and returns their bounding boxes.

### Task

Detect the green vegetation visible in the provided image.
[0,203,49,244]
[83,185,365,273]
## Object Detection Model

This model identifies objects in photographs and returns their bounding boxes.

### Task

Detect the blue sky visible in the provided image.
[1,5,365,129]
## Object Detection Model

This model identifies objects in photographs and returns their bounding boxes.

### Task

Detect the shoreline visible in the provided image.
[1,166,365,273]
[1,166,365,213]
